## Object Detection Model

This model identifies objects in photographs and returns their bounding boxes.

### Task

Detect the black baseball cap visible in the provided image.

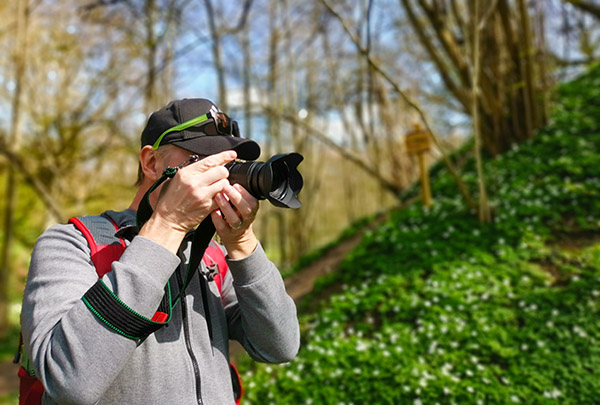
[141,98,261,160]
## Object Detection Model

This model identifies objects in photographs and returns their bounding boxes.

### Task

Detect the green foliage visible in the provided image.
[241,66,600,403]
[0,394,18,405]
[0,324,20,363]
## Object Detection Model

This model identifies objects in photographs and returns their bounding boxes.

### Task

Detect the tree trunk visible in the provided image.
[396,0,547,156]
[265,0,288,266]
[0,0,29,338]
[472,0,491,222]
[203,0,227,110]
[282,0,311,264]
[144,0,158,112]
[242,32,253,139]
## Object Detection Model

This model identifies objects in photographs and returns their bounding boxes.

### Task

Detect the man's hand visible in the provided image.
[212,183,259,259]
[139,151,236,253]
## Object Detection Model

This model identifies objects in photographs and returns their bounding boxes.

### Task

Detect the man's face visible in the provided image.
[156,145,205,172]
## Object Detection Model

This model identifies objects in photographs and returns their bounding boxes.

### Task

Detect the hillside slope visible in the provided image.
[242,65,600,404]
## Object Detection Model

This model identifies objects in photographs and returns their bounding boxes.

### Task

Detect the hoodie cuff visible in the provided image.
[226,242,273,286]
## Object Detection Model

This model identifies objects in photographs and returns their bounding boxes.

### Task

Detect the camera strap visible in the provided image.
[137,154,200,229]
[136,166,177,230]
[136,162,218,342]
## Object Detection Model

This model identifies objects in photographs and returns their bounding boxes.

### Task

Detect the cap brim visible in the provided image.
[171,136,261,160]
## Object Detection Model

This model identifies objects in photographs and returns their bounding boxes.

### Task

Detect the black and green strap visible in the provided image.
[136,166,178,230]
[85,160,216,342]
[82,279,172,341]
[135,161,218,342]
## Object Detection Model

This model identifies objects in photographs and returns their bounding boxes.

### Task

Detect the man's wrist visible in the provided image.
[138,215,187,254]
[223,230,258,260]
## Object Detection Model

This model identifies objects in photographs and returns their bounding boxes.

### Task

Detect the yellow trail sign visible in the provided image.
[405,127,433,207]
[405,129,430,154]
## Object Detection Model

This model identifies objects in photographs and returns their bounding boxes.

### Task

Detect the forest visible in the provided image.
[0,0,599,403]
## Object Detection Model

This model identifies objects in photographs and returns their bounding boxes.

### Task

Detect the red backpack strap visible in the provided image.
[69,215,126,278]
[18,367,44,405]
[201,242,242,403]
[230,362,243,404]
[71,214,171,328]
[201,242,243,403]
[203,241,228,293]
[17,214,168,404]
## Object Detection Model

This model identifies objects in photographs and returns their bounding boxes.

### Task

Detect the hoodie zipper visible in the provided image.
[176,270,204,405]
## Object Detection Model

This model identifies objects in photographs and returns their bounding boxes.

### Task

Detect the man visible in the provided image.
[21,98,300,404]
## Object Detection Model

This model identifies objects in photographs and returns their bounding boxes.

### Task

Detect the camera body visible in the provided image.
[225,153,304,209]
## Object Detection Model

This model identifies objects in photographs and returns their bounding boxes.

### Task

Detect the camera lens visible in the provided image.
[225,153,303,209]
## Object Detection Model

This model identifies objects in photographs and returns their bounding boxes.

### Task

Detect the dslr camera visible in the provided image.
[226,153,304,209]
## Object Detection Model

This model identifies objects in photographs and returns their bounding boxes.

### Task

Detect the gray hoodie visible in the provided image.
[21,209,300,404]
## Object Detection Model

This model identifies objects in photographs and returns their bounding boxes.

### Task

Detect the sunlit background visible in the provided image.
[1,0,599,403]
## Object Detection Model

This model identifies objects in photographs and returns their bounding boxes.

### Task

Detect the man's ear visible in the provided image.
[139,145,161,182]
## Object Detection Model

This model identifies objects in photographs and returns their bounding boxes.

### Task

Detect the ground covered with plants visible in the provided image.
[240,66,600,403]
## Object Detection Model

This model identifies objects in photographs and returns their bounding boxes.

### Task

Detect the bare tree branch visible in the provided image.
[400,0,471,110]
[80,0,127,12]
[235,0,254,31]
[563,0,600,19]
[319,0,476,211]
[260,105,404,199]
[479,0,500,30]
[0,140,65,223]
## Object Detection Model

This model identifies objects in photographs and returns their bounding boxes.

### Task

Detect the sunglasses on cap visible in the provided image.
[152,111,240,150]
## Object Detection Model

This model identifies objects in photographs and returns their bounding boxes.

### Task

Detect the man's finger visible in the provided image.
[191,166,230,187]
[225,184,257,217]
[190,150,236,172]
[204,179,231,200]
[215,192,242,227]
[232,183,254,202]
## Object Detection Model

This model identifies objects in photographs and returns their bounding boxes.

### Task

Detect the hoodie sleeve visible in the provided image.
[20,224,180,404]
[220,242,300,363]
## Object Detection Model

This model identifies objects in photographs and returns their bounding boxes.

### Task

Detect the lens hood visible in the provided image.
[226,152,304,209]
